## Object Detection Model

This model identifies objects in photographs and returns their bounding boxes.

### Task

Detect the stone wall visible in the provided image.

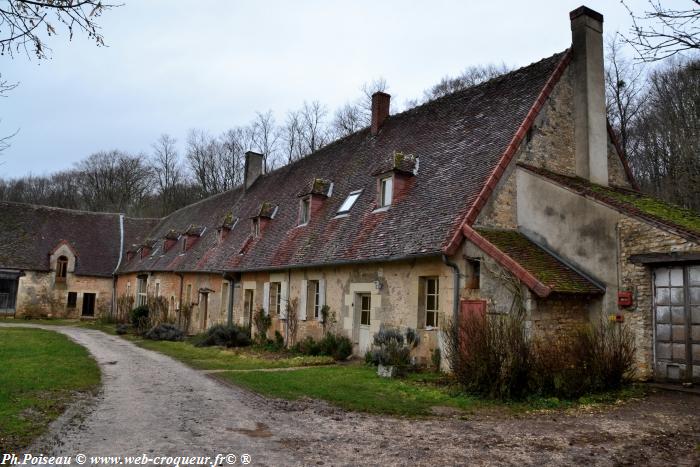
[617,218,699,378]
[15,270,113,319]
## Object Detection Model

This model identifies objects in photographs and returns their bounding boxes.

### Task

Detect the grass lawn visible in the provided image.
[0,327,100,453]
[218,364,646,417]
[132,338,335,370]
[0,317,117,335]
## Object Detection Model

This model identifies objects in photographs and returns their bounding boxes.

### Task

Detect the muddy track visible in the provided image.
[4,323,699,466]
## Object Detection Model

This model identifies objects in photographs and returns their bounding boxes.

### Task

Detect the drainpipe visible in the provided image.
[442,254,461,324]
[224,272,238,327]
[111,214,125,320]
[177,273,184,327]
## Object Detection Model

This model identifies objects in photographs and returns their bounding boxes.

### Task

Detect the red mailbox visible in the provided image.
[618,291,633,308]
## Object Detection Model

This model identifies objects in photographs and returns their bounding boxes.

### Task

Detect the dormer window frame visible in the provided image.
[379,174,393,208]
[56,255,68,282]
[299,196,311,226]
[253,218,261,238]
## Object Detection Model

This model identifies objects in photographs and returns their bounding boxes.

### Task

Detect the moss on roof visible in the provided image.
[476,229,602,294]
[588,185,700,234]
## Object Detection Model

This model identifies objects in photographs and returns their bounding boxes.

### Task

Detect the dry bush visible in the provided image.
[115,295,134,324]
[286,297,299,347]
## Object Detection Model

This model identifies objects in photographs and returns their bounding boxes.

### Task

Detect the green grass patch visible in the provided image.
[217,363,647,417]
[0,317,117,335]
[0,328,100,453]
[132,338,335,370]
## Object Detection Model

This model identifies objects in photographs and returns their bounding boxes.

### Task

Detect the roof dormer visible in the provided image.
[182,224,205,252]
[218,211,239,241]
[297,178,333,226]
[250,202,277,238]
[163,230,179,253]
[371,151,418,209]
[139,239,156,259]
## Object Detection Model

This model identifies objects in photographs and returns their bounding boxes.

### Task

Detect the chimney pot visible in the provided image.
[570,5,608,186]
[371,92,391,136]
[244,151,264,191]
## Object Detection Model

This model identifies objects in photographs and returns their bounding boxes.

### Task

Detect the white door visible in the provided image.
[358,293,372,354]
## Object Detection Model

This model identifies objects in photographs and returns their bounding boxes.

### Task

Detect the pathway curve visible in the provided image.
[3,323,699,466]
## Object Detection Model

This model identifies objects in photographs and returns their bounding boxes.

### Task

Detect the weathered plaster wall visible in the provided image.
[517,168,618,313]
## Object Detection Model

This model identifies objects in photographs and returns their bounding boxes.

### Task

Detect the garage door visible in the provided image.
[653,265,700,382]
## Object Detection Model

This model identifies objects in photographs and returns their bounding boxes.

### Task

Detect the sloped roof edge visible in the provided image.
[443,49,573,255]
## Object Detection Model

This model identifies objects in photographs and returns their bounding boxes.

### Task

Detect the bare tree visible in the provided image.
[280,110,305,163]
[622,0,699,62]
[0,73,18,155]
[0,0,117,59]
[250,110,279,171]
[605,35,645,156]
[300,100,328,154]
[151,134,182,215]
[420,63,510,103]
[77,150,153,214]
[627,58,700,211]
[330,78,388,138]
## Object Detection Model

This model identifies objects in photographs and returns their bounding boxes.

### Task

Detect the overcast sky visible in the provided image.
[2,0,649,178]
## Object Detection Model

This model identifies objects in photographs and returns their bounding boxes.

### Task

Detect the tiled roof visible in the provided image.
[475,228,604,295]
[519,164,700,242]
[119,51,569,274]
[0,202,158,277]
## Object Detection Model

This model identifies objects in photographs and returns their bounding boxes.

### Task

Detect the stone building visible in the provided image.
[0,202,156,318]
[2,6,698,383]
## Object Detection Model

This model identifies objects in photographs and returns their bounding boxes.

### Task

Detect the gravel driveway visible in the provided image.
[4,323,699,466]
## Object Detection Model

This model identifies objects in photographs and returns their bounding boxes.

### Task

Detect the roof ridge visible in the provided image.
[0,200,124,217]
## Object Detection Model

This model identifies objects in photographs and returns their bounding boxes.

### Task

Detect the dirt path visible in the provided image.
[4,323,699,466]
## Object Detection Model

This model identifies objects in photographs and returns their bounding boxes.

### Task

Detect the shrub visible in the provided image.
[367,326,420,371]
[444,312,637,400]
[318,333,353,361]
[130,305,150,332]
[116,323,130,335]
[293,333,352,361]
[252,308,272,344]
[194,324,252,348]
[145,323,185,341]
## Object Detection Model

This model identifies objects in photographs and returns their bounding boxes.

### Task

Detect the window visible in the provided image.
[170,296,175,313]
[269,282,282,315]
[244,289,254,325]
[360,294,371,326]
[186,284,192,305]
[337,190,362,214]
[306,280,320,319]
[155,282,160,297]
[136,276,148,307]
[379,176,393,207]
[252,218,260,237]
[467,259,481,289]
[127,282,131,297]
[299,197,310,225]
[66,291,77,308]
[424,277,440,328]
[56,256,68,281]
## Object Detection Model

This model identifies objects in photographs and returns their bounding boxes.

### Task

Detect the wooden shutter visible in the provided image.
[299,279,308,320]
[417,278,426,329]
[318,279,326,322]
[262,282,270,316]
[280,281,288,319]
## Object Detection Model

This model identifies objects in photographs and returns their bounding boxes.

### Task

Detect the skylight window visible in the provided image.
[337,190,362,214]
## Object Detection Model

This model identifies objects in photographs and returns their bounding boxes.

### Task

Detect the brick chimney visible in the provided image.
[371,92,391,136]
[570,6,608,186]
[244,151,264,191]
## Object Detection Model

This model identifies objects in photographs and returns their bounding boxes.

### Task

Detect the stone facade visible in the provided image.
[617,218,699,378]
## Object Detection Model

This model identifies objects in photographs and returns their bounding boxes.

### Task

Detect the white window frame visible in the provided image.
[269,282,282,315]
[136,276,148,307]
[299,197,311,225]
[425,277,439,328]
[380,176,393,207]
[337,189,362,215]
[253,218,260,237]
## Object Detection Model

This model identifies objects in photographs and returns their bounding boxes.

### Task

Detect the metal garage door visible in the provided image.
[653,265,700,382]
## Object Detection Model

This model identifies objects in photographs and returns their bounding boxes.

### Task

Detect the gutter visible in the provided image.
[441,254,461,324]
[111,214,125,319]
